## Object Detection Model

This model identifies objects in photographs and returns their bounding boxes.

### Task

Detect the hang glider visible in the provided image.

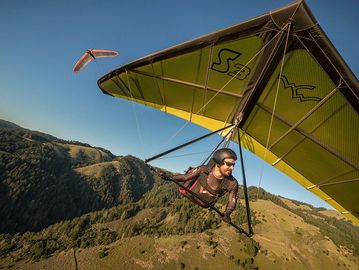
[97,1,359,224]
[73,49,119,73]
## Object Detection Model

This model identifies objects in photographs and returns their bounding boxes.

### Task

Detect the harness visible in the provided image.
[179,165,231,207]
[144,124,254,236]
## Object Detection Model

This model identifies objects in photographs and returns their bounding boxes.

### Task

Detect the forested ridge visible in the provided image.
[0,119,153,233]
[0,119,358,268]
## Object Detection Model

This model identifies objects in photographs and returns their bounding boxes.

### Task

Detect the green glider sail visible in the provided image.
[97,1,359,224]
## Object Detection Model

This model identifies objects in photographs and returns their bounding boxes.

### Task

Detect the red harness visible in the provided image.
[178,166,224,207]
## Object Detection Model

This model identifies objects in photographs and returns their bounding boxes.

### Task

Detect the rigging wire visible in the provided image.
[253,228,322,236]
[163,28,285,147]
[163,43,215,147]
[256,22,292,201]
[125,68,145,156]
[154,151,212,160]
[200,125,235,165]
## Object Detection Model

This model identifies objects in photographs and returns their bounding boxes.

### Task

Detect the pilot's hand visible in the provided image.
[221,213,231,224]
[159,171,172,181]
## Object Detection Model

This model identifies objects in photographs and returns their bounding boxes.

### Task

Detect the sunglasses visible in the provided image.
[223,161,235,167]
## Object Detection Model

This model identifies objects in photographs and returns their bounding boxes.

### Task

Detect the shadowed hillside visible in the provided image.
[0,121,153,233]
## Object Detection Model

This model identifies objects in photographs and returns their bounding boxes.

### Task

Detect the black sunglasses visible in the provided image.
[223,161,235,167]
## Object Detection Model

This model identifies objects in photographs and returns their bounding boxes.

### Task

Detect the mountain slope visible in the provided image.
[2,198,358,270]
[0,122,153,233]
[0,119,358,270]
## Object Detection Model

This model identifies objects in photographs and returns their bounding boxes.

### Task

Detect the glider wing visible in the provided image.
[97,1,359,224]
[91,49,119,59]
[73,49,119,73]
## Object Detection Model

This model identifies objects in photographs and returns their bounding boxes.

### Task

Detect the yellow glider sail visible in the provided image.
[98,1,359,224]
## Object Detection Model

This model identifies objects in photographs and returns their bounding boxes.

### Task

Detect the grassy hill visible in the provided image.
[2,197,358,270]
[0,119,358,270]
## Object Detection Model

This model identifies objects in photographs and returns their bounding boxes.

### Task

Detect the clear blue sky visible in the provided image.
[1,0,357,209]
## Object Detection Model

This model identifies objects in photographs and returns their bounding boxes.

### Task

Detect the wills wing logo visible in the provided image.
[280,75,322,102]
[211,49,251,80]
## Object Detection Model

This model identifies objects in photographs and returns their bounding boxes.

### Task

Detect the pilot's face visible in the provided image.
[219,158,236,177]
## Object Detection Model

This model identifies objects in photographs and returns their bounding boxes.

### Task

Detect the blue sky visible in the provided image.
[1,0,358,209]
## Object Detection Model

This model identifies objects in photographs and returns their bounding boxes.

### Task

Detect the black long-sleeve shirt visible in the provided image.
[173,166,238,215]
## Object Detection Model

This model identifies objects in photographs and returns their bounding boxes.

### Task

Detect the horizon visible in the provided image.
[0,117,340,211]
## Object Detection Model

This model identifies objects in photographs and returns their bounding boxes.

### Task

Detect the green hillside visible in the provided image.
[0,120,358,270]
[0,122,152,234]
